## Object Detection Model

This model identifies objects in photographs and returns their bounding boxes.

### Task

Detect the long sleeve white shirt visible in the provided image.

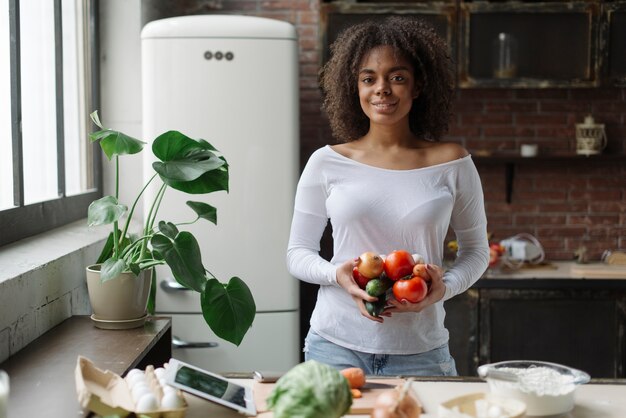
[287,145,489,354]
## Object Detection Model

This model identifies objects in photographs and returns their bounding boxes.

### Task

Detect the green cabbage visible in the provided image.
[266,360,353,418]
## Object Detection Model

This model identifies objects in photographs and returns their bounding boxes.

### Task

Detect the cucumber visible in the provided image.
[365,296,387,317]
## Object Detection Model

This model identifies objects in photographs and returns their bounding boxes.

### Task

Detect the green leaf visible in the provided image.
[99,130,145,160]
[88,196,127,227]
[152,131,218,161]
[151,131,228,194]
[150,232,207,292]
[201,277,256,346]
[152,152,224,182]
[164,164,229,195]
[157,221,179,239]
[100,258,127,282]
[186,201,217,225]
[96,231,116,264]
[90,110,104,129]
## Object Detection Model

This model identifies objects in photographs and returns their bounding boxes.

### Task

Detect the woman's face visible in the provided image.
[357,45,419,128]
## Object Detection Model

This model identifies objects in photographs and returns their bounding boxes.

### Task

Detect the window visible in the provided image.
[0,0,100,247]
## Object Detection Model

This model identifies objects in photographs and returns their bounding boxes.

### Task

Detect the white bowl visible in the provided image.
[439,392,526,418]
[477,360,590,416]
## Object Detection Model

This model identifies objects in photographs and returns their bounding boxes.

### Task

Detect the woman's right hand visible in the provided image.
[336,258,387,323]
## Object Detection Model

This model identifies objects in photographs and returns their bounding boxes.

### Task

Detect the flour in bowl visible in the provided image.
[495,366,575,396]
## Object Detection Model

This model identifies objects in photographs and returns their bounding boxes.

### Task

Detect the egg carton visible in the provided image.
[75,356,187,418]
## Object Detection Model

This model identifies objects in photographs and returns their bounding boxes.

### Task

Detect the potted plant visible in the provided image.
[86,111,255,346]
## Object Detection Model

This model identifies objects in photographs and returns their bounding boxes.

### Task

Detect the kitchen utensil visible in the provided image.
[477,360,590,416]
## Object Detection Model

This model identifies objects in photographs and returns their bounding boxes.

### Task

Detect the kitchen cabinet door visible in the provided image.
[458,2,600,88]
[478,288,626,378]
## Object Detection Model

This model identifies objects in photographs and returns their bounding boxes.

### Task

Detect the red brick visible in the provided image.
[298,11,318,25]
[589,201,626,212]
[458,89,514,100]
[515,190,568,201]
[515,90,569,99]
[535,126,576,139]
[515,114,568,125]
[569,214,620,225]
[537,226,587,237]
[484,102,538,113]
[538,203,588,212]
[460,113,513,124]
[540,101,591,112]
[569,190,622,201]
[514,214,567,225]
[570,88,621,100]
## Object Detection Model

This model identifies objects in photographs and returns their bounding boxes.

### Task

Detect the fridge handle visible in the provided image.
[160,279,192,292]
[172,335,219,349]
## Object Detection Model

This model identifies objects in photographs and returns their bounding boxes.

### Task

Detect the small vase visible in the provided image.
[86,264,152,329]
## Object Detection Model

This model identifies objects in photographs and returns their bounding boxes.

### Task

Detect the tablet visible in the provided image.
[164,358,257,415]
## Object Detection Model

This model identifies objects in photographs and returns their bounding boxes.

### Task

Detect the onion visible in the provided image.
[370,380,421,418]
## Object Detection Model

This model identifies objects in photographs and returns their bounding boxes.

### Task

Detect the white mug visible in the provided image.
[0,370,8,418]
[520,144,538,157]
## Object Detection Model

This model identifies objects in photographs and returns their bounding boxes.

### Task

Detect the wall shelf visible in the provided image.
[473,153,626,203]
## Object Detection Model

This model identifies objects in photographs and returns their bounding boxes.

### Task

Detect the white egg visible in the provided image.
[136,392,159,412]
[126,368,143,378]
[131,383,152,402]
[154,367,166,379]
[162,384,176,394]
[160,391,185,409]
[126,373,147,388]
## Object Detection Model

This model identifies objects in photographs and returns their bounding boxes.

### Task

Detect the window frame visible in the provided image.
[1,0,101,247]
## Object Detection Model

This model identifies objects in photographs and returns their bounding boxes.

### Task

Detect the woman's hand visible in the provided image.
[386,264,446,313]
[336,258,388,323]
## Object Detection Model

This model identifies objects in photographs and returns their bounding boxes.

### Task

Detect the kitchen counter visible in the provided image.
[181,377,626,418]
[0,315,171,418]
[477,261,626,289]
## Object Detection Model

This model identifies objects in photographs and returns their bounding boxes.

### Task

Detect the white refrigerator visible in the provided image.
[141,15,300,374]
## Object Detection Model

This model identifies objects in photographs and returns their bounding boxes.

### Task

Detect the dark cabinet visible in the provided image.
[459,2,600,88]
[446,280,626,378]
[602,1,626,86]
[320,2,456,64]
[321,0,621,88]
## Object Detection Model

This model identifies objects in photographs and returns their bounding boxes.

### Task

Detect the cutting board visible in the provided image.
[253,378,410,415]
[570,264,626,279]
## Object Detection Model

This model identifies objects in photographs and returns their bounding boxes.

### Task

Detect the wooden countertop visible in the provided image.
[476,261,626,289]
[0,315,171,418]
[181,378,626,418]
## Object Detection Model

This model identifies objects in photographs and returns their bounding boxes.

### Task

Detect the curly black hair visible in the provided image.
[320,16,454,142]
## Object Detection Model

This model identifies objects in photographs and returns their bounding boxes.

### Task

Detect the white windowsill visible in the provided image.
[0,219,110,363]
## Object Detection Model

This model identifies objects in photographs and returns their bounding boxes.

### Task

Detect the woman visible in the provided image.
[287,17,489,376]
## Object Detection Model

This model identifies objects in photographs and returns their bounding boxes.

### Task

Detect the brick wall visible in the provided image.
[152,0,626,261]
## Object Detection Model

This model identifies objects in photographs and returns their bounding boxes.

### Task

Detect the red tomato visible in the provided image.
[384,250,415,281]
[490,243,505,256]
[392,276,428,303]
[489,248,500,267]
[352,266,371,289]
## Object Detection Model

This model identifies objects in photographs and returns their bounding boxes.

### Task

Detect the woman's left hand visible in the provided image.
[385,264,446,313]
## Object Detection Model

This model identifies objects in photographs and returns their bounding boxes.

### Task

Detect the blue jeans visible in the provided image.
[303,329,457,376]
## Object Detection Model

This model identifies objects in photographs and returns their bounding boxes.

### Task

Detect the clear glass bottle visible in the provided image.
[492,32,518,79]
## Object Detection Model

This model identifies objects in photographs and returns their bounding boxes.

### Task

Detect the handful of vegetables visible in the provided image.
[354,250,431,317]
